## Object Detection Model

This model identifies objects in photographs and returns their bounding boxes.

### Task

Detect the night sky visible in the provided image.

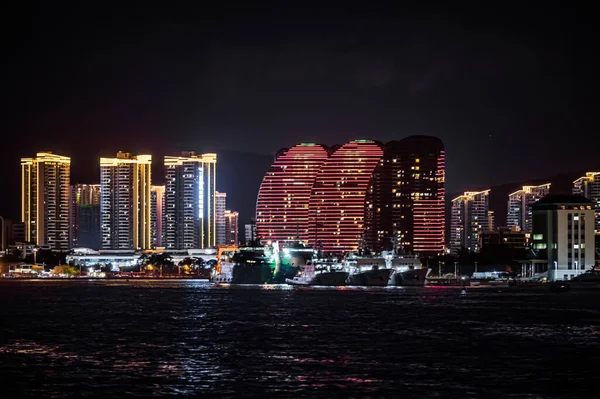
[2,3,599,224]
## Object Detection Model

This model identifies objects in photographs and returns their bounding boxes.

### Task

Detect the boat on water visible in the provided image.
[285,259,349,286]
[211,241,313,284]
[557,269,600,290]
[344,256,393,286]
[387,254,430,286]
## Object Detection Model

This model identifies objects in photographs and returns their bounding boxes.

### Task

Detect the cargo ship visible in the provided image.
[212,241,313,284]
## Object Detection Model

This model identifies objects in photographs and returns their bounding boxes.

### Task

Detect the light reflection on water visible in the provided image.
[0,280,599,397]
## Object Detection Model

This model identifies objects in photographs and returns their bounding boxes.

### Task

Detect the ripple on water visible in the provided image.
[0,280,599,397]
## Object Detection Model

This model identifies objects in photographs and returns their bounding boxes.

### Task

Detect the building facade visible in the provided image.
[507,183,551,232]
[150,185,165,248]
[164,152,217,249]
[244,221,256,244]
[450,190,490,254]
[532,195,596,281]
[364,136,445,255]
[21,152,71,249]
[224,210,239,245]
[481,226,531,249]
[70,184,101,249]
[100,152,152,250]
[307,140,384,253]
[256,143,329,244]
[216,192,227,245]
[573,172,600,234]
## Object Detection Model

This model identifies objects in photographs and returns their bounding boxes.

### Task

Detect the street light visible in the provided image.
[33,248,38,265]
[553,261,558,281]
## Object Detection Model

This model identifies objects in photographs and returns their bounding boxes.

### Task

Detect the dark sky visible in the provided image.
[2,3,599,222]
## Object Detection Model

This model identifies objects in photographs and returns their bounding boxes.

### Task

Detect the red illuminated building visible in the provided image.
[255,143,329,243]
[307,140,384,253]
[364,136,445,255]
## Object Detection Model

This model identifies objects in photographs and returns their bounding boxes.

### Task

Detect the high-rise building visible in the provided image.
[364,136,445,254]
[164,152,217,249]
[307,140,384,253]
[70,184,101,249]
[245,220,256,244]
[216,192,227,245]
[487,211,495,232]
[150,185,165,248]
[573,172,600,234]
[100,152,152,250]
[21,152,71,249]
[256,143,329,244]
[532,195,596,281]
[507,183,551,232]
[450,190,490,254]
[224,210,239,245]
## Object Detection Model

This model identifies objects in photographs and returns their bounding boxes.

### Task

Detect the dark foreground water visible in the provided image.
[1,281,599,398]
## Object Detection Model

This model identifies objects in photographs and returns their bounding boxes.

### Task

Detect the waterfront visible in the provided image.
[1,280,599,397]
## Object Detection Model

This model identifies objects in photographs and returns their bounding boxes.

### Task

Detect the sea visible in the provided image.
[0,280,599,398]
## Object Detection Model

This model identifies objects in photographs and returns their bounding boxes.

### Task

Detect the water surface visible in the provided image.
[1,280,599,397]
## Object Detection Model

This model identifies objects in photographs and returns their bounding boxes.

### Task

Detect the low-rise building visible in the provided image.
[481,226,531,249]
[532,194,596,281]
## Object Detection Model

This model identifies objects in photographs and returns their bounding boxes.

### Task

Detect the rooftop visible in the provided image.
[534,194,593,205]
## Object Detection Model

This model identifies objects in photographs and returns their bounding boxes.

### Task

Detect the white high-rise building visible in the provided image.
[573,172,600,234]
[450,190,490,254]
[21,152,71,250]
[532,195,596,281]
[507,183,551,232]
[100,152,152,250]
[216,192,227,245]
[164,152,217,249]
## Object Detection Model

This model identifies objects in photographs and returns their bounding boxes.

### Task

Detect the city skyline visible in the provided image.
[10,145,600,252]
[3,4,600,233]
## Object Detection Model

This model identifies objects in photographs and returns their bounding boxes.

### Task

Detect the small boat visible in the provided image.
[285,264,348,286]
[567,269,600,290]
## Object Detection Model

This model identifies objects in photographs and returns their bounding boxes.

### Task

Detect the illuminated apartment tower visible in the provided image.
[450,190,490,254]
[256,143,329,244]
[70,184,101,249]
[507,183,551,232]
[573,172,600,234]
[150,185,165,248]
[364,136,445,255]
[21,152,71,250]
[224,210,239,245]
[164,152,217,249]
[216,192,227,245]
[308,140,384,253]
[100,152,152,250]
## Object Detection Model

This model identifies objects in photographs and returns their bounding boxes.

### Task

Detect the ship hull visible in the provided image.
[286,271,349,286]
[389,268,430,286]
[232,264,273,284]
[346,269,394,286]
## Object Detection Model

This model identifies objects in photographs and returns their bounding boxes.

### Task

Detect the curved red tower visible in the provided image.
[308,140,384,253]
[255,143,329,243]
